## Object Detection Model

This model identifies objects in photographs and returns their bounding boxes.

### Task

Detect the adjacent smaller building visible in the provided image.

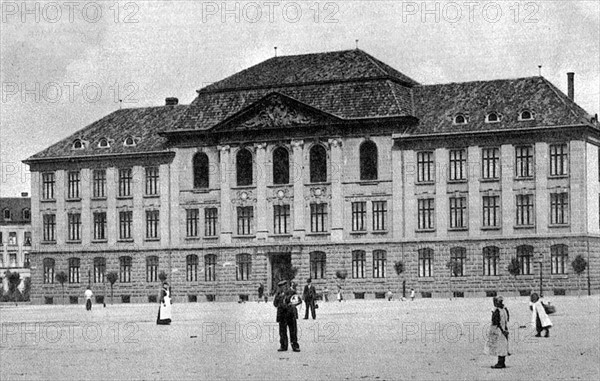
[0,194,32,291]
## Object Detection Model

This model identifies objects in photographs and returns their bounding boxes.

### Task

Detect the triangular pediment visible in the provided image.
[212,92,341,131]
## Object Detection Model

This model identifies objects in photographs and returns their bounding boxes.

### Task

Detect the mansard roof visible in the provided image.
[0,198,31,225]
[25,50,596,162]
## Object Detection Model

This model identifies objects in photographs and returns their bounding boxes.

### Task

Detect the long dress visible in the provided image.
[157,288,172,325]
[531,300,552,333]
[484,307,509,356]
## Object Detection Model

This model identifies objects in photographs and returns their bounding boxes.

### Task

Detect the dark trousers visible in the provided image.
[304,300,316,319]
[278,319,299,350]
[86,299,92,311]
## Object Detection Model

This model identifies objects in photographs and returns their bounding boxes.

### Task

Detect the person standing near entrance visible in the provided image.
[274,280,300,352]
[303,278,317,319]
[84,287,93,311]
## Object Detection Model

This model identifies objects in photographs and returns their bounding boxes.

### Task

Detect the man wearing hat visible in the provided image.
[273,280,300,352]
[302,278,317,319]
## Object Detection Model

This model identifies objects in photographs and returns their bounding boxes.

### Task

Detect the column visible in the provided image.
[291,140,305,239]
[329,138,343,241]
[535,142,548,233]
[435,148,448,236]
[391,147,404,239]
[255,143,268,240]
[501,144,515,234]
[468,146,481,235]
[218,145,232,244]
[81,168,91,245]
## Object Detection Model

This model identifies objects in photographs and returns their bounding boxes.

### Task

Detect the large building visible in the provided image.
[1,194,32,291]
[24,50,599,304]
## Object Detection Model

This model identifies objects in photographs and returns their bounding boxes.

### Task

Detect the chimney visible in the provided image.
[21,192,28,197]
[567,72,574,101]
[165,97,178,106]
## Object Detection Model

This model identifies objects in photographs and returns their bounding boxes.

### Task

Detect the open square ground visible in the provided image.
[1,296,599,380]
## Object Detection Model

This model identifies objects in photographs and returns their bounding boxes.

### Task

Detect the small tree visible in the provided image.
[22,277,31,302]
[279,263,298,285]
[55,271,68,304]
[571,255,588,297]
[158,271,168,283]
[106,272,119,304]
[446,260,462,278]
[507,257,521,297]
[335,269,348,289]
[394,261,405,297]
[6,271,23,303]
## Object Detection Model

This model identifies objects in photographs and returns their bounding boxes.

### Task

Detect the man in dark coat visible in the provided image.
[303,278,317,319]
[273,280,300,352]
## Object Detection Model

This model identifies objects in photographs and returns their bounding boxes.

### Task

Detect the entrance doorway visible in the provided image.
[270,254,292,293]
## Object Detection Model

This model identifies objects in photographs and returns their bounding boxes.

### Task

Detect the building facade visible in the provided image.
[24,50,600,304]
[0,195,32,291]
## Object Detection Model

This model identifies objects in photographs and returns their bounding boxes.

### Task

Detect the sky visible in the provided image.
[1,0,599,197]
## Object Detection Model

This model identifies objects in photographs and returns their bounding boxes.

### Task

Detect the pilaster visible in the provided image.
[291,140,305,238]
[218,145,232,244]
[329,138,343,241]
[255,143,268,240]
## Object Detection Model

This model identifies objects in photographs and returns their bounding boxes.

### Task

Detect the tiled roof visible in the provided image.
[411,76,593,135]
[179,79,414,130]
[199,49,419,93]
[0,198,31,225]
[27,105,187,160]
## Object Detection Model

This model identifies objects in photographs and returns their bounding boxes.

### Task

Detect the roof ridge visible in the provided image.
[418,76,541,87]
[358,49,392,77]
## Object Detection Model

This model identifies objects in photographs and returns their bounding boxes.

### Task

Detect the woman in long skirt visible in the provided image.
[530,293,552,337]
[484,296,509,369]
[157,282,172,325]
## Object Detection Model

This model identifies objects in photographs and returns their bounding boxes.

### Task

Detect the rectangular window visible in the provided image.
[237,206,253,235]
[43,214,56,242]
[205,208,218,237]
[516,194,534,226]
[205,255,216,282]
[551,245,568,275]
[42,172,55,200]
[68,259,80,283]
[145,167,159,195]
[482,196,500,228]
[310,203,327,233]
[449,197,467,229]
[8,232,17,245]
[67,213,81,241]
[418,199,435,230]
[417,151,434,183]
[118,168,132,197]
[517,246,533,275]
[483,247,499,276]
[236,254,251,281]
[515,145,534,178]
[273,204,290,234]
[186,255,198,282]
[146,257,158,282]
[24,231,31,246]
[67,171,80,199]
[449,149,467,181]
[549,144,568,177]
[93,212,107,240]
[44,260,55,284]
[418,249,433,277]
[372,201,387,231]
[351,202,367,231]
[550,193,569,225]
[119,211,133,240]
[120,257,132,283]
[352,250,365,279]
[481,147,500,179]
[92,169,106,198]
[94,259,106,283]
[146,210,160,239]
[186,209,199,237]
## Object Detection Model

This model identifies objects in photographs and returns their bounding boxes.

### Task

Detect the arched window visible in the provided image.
[94,257,106,283]
[43,258,55,284]
[146,256,159,282]
[309,145,327,183]
[119,256,132,283]
[487,113,499,123]
[519,110,534,121]
[352,250,366,278]
[360,141,378,181]
[236,254,252,281]
[3,208,11,220]
[550,244,568,275]
[124,137,136,147]
[483,246,499,276]
[418,248,433,277]
[68,257,80,283]
[310,251,326,279]
[22,208,30,220]
[516,245,534,275]
[187,254,199,282]
[454,114,467,125]
[373,250,386,278]
[72,139,85,149]
[236,148,253,186]
[205,254,217,281]
[98,138,110,148]
[272,147,290,185]
[449,247,466,277]
[193,152,209,189]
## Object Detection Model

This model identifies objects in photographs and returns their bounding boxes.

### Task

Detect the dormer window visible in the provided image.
[72,139,85,150]
[519,110,534,121]
[454,114,467,125]
[22,208,31,220]
[98,138,110,148]
[124,137,136,147]
[486,112,501,123]
[3,208,10,220]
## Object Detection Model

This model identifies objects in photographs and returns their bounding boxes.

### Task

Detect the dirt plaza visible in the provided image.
[1,295,598,380]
